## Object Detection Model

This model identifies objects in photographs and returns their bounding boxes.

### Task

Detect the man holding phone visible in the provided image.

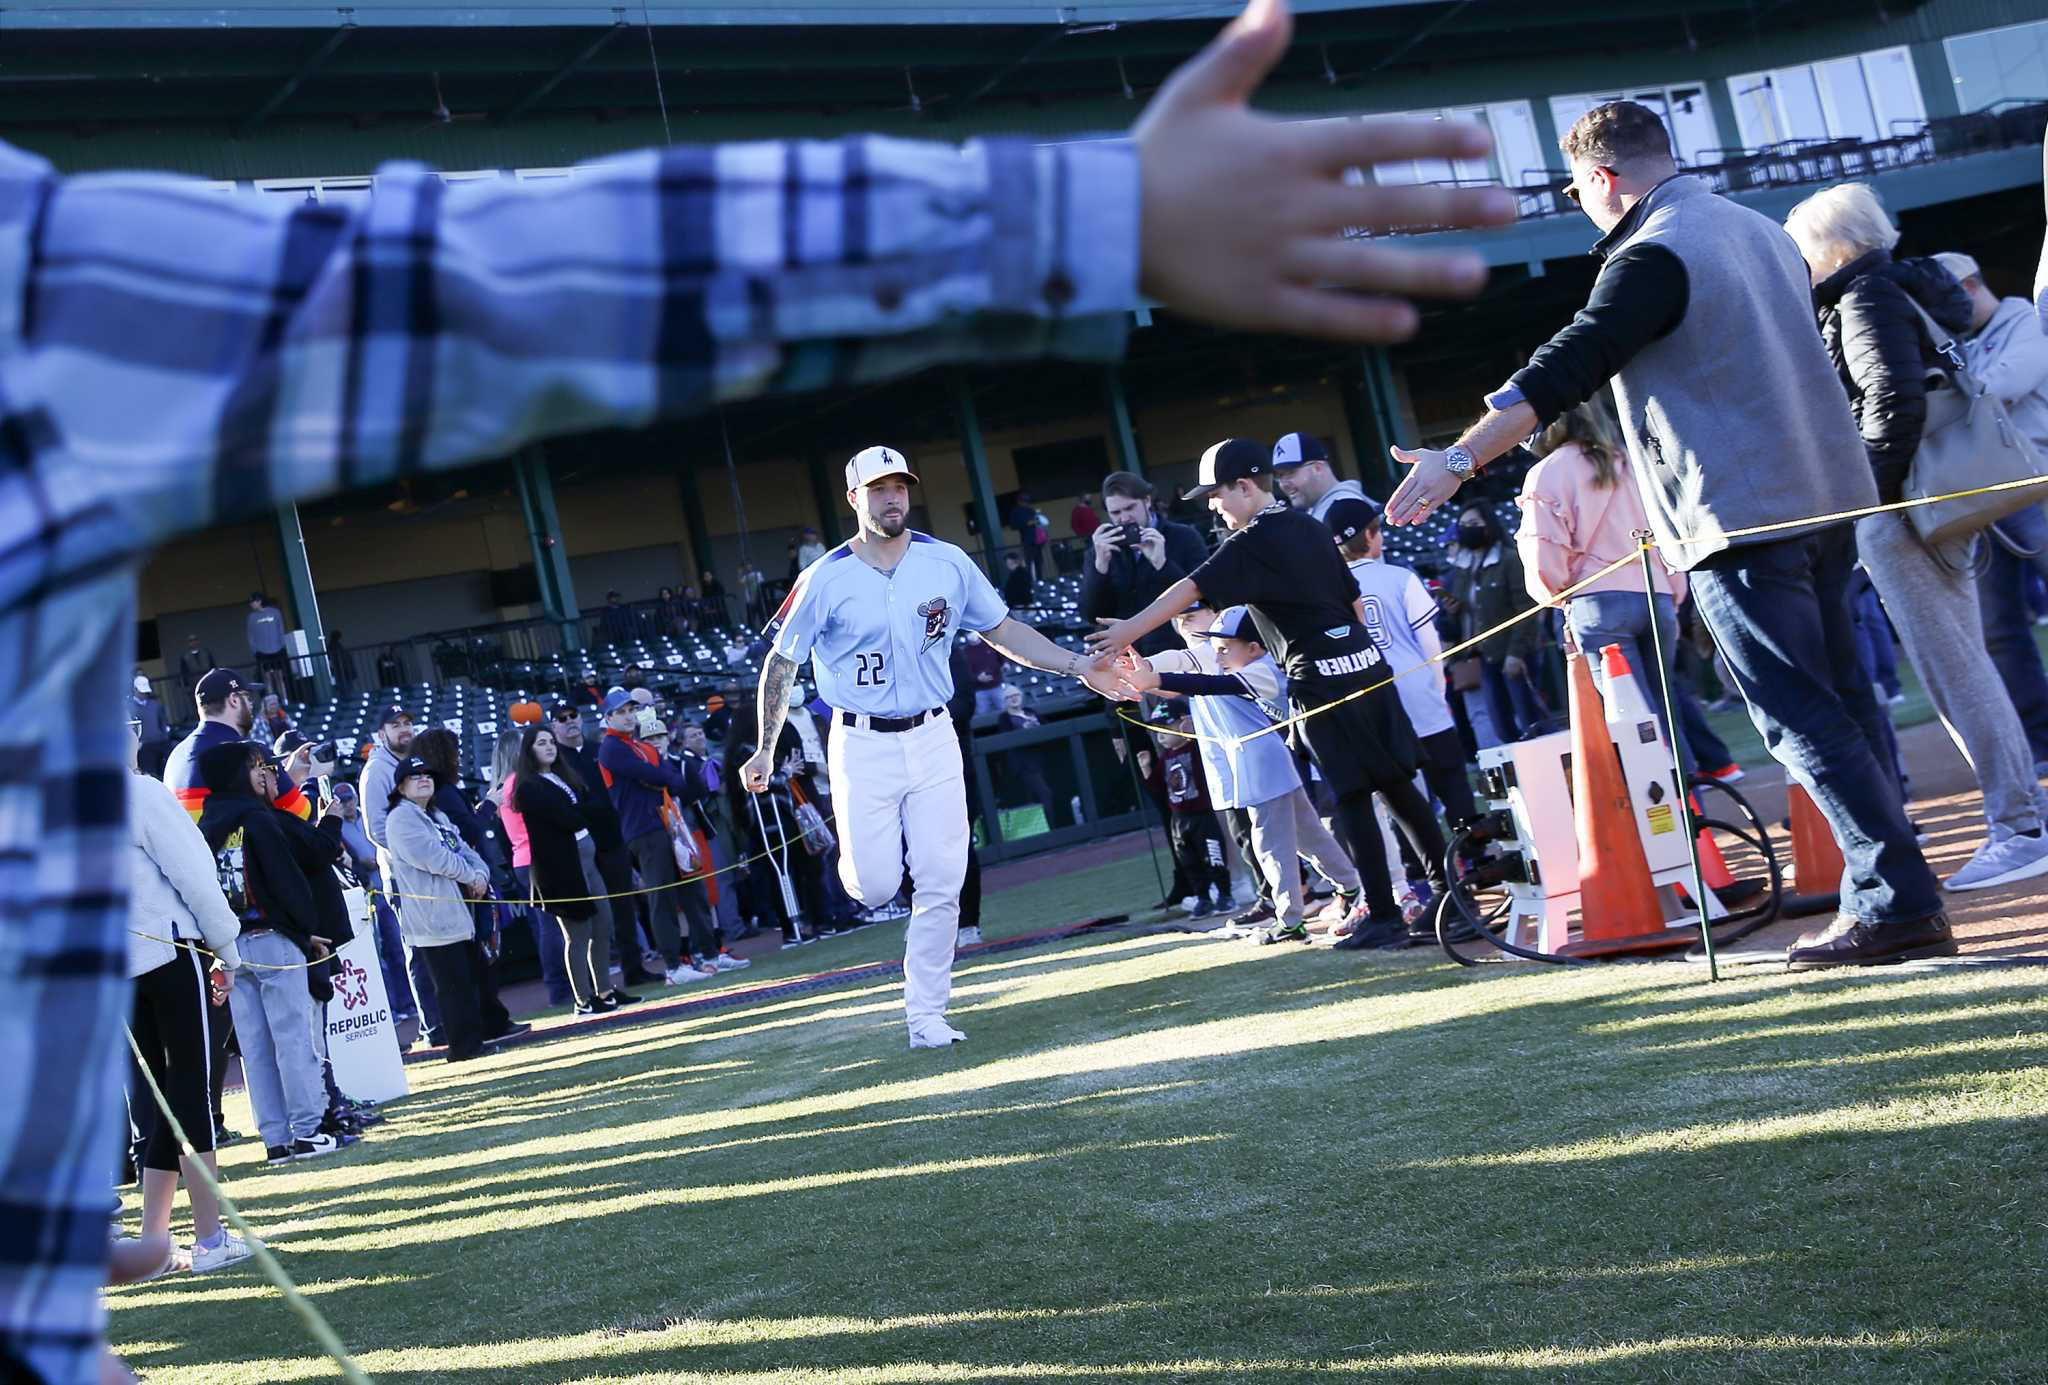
[1081,472,1212,660]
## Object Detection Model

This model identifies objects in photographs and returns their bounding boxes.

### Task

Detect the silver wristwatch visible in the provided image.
[1442,444,1476,477]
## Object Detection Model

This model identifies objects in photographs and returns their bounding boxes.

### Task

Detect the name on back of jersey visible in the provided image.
[1312,643,1384,680]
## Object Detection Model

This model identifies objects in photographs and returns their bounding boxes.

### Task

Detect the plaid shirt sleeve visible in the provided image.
[0,131,1135,1384]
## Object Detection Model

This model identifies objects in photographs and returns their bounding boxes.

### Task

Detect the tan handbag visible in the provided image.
[1901,296,2048,547]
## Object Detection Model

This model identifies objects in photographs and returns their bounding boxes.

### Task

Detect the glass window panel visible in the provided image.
[1488,101,1549,185]
[1946,20,2048,111]
[1862,48,1925,133]
[1816,57,1879,141]
[1664,83,1720,162]
[1774,67,1829,141]
[1728,71,1783,147]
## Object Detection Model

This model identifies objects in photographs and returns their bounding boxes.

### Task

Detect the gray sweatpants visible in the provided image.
[1858,514,2042,837]
[226,930,325,1148]
[1246,786,1362,926]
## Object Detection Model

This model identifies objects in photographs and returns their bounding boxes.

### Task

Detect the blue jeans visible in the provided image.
[365,875,414,1021]
[1687,528,1939,925]
[1980,508,2048,767]
[1479,659,1548,742]
[226,931,326,1148]
[1852,575,1901,698]
[1566,589,1692,777]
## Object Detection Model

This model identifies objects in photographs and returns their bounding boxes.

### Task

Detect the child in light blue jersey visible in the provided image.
[1129,605,1363,942]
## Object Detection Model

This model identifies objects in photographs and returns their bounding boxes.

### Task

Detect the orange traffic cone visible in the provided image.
[1559,653,1677,957]
[1782,782,1844,917]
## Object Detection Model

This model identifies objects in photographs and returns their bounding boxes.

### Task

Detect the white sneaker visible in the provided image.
[664,963,709,985]
[1178,896,1202,916]
[1945,829,2048,891]
[190,1232,255,1274]
[956,925,983,948]
[710,952,750,971]
[908,1021,967,1049]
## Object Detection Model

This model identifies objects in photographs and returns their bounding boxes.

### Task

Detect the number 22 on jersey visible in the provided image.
[855,651,889,687]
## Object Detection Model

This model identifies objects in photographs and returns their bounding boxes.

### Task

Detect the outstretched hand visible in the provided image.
[1079,654,1138,703]
[1086,618,1145,659]
[1384,445,1464,526]
[1134,0,1516,342]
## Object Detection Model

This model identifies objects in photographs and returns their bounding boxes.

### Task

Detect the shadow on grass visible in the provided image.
[116,945,2048,1384]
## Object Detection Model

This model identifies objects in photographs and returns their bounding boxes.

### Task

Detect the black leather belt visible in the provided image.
[840,707,943,733]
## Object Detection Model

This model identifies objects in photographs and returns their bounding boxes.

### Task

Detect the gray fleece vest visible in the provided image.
[1605,176,1875,570]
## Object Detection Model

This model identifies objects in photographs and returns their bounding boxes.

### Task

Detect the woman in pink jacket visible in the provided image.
[1516,397,1695,774]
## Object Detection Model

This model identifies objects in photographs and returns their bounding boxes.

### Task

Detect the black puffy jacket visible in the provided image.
[1814,249,1973,504]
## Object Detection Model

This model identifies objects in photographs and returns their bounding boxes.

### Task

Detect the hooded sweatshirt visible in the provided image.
[195,741,319,956]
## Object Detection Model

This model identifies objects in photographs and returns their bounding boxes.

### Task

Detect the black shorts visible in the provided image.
[1287,676,1418,798]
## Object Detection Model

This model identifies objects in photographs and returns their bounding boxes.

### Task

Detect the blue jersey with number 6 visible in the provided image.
[767,533,1011,717]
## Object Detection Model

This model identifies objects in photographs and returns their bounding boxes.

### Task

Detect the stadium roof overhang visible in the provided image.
[0,0,1927,129]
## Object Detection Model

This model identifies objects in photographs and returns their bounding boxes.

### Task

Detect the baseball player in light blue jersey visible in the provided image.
[743,445,1128,1048]
[1127,604,1362,941]
[1327,495,1478,827]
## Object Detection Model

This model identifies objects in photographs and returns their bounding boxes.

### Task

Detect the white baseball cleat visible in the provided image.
[955,925,983,948]
[908,1021,968,1049]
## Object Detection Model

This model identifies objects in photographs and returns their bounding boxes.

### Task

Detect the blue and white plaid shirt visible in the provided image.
[0,131,1137,1383]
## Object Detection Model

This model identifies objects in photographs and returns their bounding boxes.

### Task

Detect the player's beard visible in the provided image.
[867,507,907,539]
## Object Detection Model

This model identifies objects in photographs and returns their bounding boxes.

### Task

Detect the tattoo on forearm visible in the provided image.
[757,654,797,750]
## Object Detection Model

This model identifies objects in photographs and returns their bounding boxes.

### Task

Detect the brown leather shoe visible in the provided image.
[1787,912,1958,970]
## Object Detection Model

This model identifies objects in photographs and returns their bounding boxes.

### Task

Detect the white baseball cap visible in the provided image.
[845,445,919,490]
[1933,251,1981,285]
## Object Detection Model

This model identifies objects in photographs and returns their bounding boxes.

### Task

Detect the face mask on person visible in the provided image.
[1456,523,1490,550]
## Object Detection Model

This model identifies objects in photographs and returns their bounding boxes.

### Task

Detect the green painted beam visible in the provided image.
[808,451,846,543]
[954,372,1006,579]
[674,460,720,596]
[513,446,584,649]
[1102,366,1143,477]
[274,502,333,702]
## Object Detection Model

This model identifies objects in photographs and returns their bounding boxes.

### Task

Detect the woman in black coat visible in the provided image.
[513,726,634,1012]
[1787,181,2048,894]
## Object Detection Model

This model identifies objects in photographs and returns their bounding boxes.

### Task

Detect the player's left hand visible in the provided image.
[1384,446,1465,526]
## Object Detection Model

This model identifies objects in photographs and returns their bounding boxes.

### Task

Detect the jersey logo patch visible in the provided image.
[917,596,950,651]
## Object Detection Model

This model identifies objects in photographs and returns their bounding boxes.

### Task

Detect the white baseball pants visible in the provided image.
[825,714,969,1032]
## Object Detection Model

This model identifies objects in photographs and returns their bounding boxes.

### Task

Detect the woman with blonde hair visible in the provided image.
[1787,182,2048,892]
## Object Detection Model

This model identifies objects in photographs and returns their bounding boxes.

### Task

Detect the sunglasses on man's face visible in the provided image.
[1563,166,1615,209]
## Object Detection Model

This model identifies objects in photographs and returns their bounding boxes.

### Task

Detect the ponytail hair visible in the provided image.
[1536,398,1625,490]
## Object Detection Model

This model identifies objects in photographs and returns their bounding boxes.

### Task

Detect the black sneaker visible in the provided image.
[482,1022,532,1046]
[1258,919,1309,944]
[1333,917,1408,951]
[343,1100,384,1127]
[214,1123,247,1147]
[1227,900,1276,929]
[607,991,641,1006]
[264,1144,296,1167]
[1186,895,1216,919]
[574,1001,600,1016]
[290,1131,358,1161]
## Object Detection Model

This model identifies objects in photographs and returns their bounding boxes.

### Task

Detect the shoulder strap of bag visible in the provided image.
[1899,293,1974,388]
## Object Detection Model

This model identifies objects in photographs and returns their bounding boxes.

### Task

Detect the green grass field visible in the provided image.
[110,851,2048,1384]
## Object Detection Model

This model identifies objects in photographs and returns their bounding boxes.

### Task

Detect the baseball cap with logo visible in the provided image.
[1197,606,1261,642]
[194,668,256,704]
[378,703,414,727]
[1324,496,1383,545]
[1182,438,1272,501]
[636,707,668,740]
[845,445,920,490]
[600,687,639,717]
[550,701,579,723]
[1270,432,1329,469]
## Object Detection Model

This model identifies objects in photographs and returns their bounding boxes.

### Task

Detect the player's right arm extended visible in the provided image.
[1083,577,1202,658]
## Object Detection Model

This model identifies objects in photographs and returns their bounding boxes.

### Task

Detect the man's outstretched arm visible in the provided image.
[742,654,801,792]
[979,619,1131,701]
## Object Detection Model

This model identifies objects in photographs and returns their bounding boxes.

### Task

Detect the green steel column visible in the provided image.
[513,447,583,651]
[674,459,718,589]
[807,451,845,543]
[1354,346,1406,498]
[274,502,332,703]
[1910,39,1961,121]
[955,371,1005,578]
[1704,80,1746,156]
[1103,366,1144,476]
[1526,97,1561,173]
